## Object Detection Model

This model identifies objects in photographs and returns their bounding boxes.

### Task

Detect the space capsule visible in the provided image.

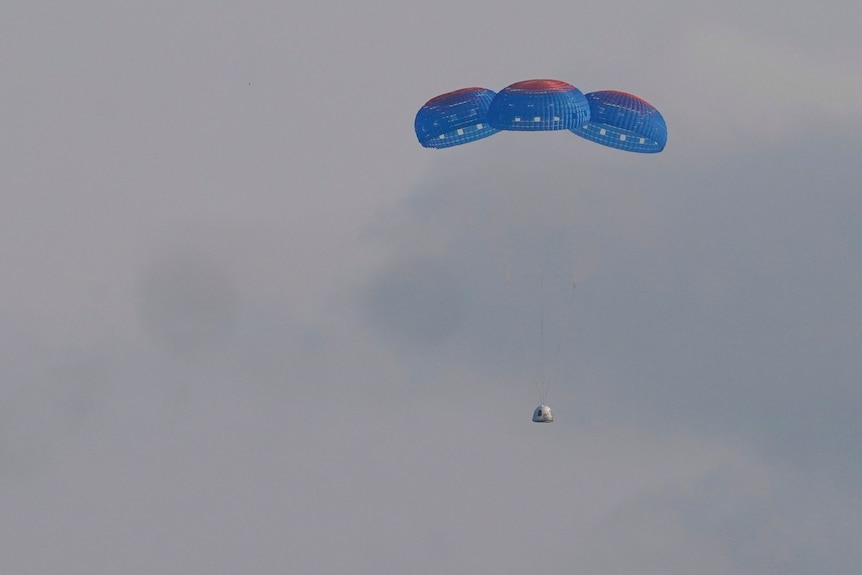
[532,405,554,423]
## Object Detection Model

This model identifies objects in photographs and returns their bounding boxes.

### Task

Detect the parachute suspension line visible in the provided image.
[540,307,546,404]
[537,270,546,405]
[547,281,577,395]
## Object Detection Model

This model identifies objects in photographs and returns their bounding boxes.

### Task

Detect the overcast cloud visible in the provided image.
[2,1,861,573]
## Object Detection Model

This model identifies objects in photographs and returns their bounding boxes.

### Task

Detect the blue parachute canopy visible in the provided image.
[414,87,499,149]
[570,90,667,153]
[487,79,590,131]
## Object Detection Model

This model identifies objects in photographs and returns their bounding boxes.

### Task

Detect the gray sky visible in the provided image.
[2,1,861,573]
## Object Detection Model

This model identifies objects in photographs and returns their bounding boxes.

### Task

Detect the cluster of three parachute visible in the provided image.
[414,79,667,153]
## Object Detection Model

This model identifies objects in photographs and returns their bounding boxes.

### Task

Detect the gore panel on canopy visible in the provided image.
[487,79,590,131]
[570,90,667,153]
[414,87,499,149]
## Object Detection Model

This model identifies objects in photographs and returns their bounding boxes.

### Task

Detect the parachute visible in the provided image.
[414,79,667,153]
[570,90,667,153]
[487,79,590,131]
[414,87,499,149]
